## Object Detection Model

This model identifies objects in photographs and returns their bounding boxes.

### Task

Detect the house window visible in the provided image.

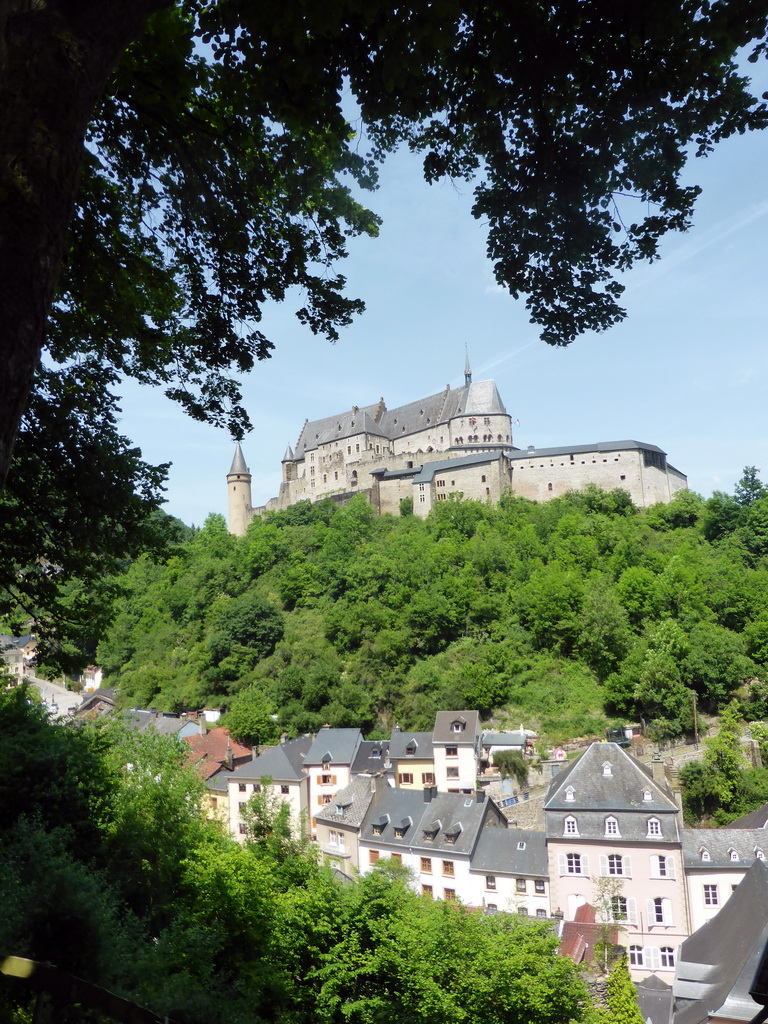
[564,816,579,836]
[650,897,672,925]
[394,827,406,839]
[536,908,547,919]
[452,721,465,732]
[652,855,673,879]
[421,772,435,785]
[442,861,455,877]
[700,848,711,862]
[239,823,247,835]
[321,795,332,804]
[281,784,290,794]
[643,789,652,802]
[444,889,456,901]
[660,947,675,969]
[421,857,432,873]
[517,906,528,916]
[602,762,612,777]
[446,767,459,779]
[238,783,247,793]
[371,748,381,759]
[647,818,662,837]
[485,903,498,914]
[398,773,414,785]
[605,816,620,836]
[607,854,625,876]
[610,896,628,922]
[757,849,765,861]
[239,801,247,812]
[729,848,739,862]
[535,880,546,894]
[446,746,458,757]
[372,824,383,836]
[369,850,380,865]
[254,784,262,794]
[486,876,496,890]
[629,946,644,967]
[704,885,719,906]
[321,774,333,785]
[390,853,402,864]
[566,853,582,875]
[210,797,218,809]
[516,879,527,893]
[518,841,526,850]
[565,786,575,802]
[422,884,433,896]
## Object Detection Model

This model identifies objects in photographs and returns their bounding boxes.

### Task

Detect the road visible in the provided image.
[24,674,84,719]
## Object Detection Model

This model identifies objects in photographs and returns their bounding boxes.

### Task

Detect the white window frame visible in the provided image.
[647,896,673,926]
[559,852,589,876]
[647,817,662,837]
[604,816,620,837]
[564,815,579,836]
[650,854,675,879]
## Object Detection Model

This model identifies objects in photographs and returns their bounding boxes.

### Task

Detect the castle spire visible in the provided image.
[464,346,472,386]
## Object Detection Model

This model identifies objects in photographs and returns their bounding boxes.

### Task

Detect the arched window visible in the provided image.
[610,895,628,922]
[604,816,620,837]
[660,947,676,969]
[700,847,711,862]
[564,816,579,836]
[629,946,644,967]
[729,848,739,862]
[647,817,662,837]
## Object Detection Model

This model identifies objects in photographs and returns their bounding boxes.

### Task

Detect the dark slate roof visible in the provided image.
[294,403,385,457]
[360,788,504,858]
[411,450,505,484]
[0,634,35,650]
[682,828,768,869]
[481,731,527,748]
[388,730,434,760]
[469,827,548,878]
[122,709,188,736]
[227,735,312,783]
[315,774,381,829]
[508,440,667,460]
[351,739,391,775]
[726,802,768,830]
[673,860,768,1024]
[636,975,673,1024]
[305,727,362,765]
[433,710,480,745]
[228,443,249,475]
[545,743,677,813]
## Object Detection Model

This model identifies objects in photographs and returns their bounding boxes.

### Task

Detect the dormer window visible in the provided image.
[406,742,417,755]
[643,790,652,802]
[452,720,466,733]
[605,816,620,837]
[647,818,662,838]
[444,823,462,845]
[322,761,331,771]
[700,847,711,862]
[757,849,765,861]
[729,848,739,862]
[564,816,579,836]
[371,748,381,759]
[602,762,612,777]
[517,841,526,850]
[565,786,575,803]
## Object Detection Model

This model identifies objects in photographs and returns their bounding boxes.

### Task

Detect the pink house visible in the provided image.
[545,742,689,979]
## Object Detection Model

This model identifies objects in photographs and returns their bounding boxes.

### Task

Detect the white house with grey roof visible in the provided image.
[432,711,481,793]
[388,729,436,789]
[314,773,388,872]
[359,786,506,903]
[545,743,689,979]
[227,734,312,841]
[682,828,768,933]
[229,358,688,532]
[467,827,550,917]
[304,727,363,834]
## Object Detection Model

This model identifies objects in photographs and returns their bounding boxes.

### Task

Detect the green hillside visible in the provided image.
[96,473,768,746]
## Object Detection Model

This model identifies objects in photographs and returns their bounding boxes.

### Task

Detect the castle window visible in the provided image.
[481,475,486,482]
[484,417,490,425]
[548,482,553,491]
[620,474,626,481]
[497,434,502,442]
[347,446,351,454]
[356,444,360,452]
[334,471,338,480]
[323,474,327,483]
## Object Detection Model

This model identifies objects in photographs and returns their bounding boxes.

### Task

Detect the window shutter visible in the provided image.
[331,775,337,785]
[581,855,589,876]
[667,858,676,880]
[646,947,661,971]
[558,854,567,876]
[316,775,322,785]
[317,796,324,805]
[646,899,655,924]
[599,855,608,877]
[650,855,659,879]
[663,899,673,926]
[626,898,637,925]
[623,856,632,878]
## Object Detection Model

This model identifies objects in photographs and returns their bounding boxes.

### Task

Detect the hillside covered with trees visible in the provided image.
[94,471,768,746]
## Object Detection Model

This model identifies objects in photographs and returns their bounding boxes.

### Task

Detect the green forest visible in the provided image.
[0,689,606,1024]
[90,471,768,747]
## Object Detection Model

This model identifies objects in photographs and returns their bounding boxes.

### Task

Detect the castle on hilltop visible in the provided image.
[227,357,687,535]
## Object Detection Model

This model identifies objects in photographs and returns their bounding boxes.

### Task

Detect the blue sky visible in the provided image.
[119,73,768,527]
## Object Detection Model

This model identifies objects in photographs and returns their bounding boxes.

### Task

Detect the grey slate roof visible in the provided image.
[673,860,768,1024]
[315,774,380,829]
[508,440,667,460]
[388,730,434,760]
[636,975,673,1024]
[682,828,768,869]
[360,787,504,858]
[228,443,249,475]
[481,731,527,749]
[433,710,480,745]
[123,709,188,737]
[410,450,505,484]
[469,827,548,878]
[227,735,311,783]
[304,727,362,766]
[545,743,677,812]
[726,801,768,829]
[351,739,391,775]
[294,403,385,457]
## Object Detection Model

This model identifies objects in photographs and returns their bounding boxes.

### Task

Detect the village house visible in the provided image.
[227,734,312,840]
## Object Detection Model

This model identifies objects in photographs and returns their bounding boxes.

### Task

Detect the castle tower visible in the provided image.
[282,444,296,483]
[464,348,472,386]
[227,443,252,537]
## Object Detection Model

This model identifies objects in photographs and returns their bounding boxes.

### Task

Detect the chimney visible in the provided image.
[251,744,259,762]
[224,736,234,771]
[199,715,206,737]
[476,789,485,803]
[423,785,436,803]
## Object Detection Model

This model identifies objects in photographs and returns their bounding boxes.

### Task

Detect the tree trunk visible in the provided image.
[0,0,169,493]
